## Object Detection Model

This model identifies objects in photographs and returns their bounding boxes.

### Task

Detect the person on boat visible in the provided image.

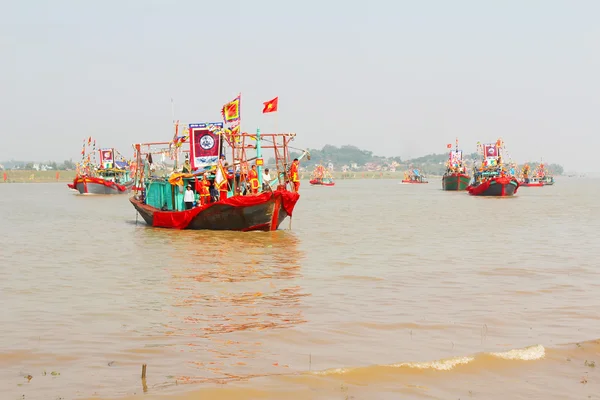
[248,165,259,194]
[182,159,192,174]
[262,168,272,191]
[290,158,300,192]
[209,184,219,203]
[199,173,211,205]
[218,180,228,201]
[184,184,195,210]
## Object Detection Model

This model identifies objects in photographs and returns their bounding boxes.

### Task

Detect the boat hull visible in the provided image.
[468,176,519,197]
[130,189,299,231]
[70,176,134,195]
[541,177,555,185]
[520,181,544,187]
[401,180,428,184]
[442,174,470,191]
[309,179,335,186]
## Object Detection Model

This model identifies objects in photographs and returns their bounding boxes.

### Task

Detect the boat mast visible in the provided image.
[256,128,263,189]
[171,98,179,170]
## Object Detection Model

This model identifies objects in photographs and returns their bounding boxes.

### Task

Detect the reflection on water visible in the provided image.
[135,229,309,386]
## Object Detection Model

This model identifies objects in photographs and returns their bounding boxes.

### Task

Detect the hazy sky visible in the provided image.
[2,0,599,172]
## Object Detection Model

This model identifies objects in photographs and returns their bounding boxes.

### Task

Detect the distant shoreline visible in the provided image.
[1,170,76,184]
[2,169,443,183]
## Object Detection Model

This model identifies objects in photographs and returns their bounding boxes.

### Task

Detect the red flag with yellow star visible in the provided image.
[262,97,278,113]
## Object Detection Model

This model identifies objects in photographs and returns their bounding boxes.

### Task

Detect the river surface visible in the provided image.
[1,178,600,400]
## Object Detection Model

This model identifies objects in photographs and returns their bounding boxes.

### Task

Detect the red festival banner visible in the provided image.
[99,149,114,168]
[483,144,498,158]
[222,94,241,124]
[189,123,223,170]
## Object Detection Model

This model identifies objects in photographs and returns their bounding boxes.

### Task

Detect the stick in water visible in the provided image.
[141,364,148,392]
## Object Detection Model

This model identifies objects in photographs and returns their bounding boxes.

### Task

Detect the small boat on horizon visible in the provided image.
[537,162,555,186]
[402,169,428,184]
[309,164,335,186]
[519,164,544,187]
[467,139,519,197]
[442,139,470,191]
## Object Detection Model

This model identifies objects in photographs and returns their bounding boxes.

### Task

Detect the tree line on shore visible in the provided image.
[273,145,564,176]
[0,160,77,171]
[2,144,564,176]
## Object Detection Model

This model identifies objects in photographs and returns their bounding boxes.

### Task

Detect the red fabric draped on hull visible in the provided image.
[309,179,335,186]
[70,175,127,192]
[467,176,519,196]
[150,190,300,230]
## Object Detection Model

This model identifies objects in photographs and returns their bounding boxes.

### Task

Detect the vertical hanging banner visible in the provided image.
[99,148,114,169]
[483,144,498,159]
[449,150,462,166]
[189,122,223,170]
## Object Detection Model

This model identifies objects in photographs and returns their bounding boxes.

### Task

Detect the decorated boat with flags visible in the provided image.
[68,138,134,195]
[519,164,544,187]
[467,139,519,197]
[309,164,335,186]
[402,169,428,184]
[129,94,309,231]
[537,162,555,186]
[442,139,470,191]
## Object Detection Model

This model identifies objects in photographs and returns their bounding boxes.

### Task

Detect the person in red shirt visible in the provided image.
[198,173,211,205]
[289,158,300,192]
[248,165,259,194]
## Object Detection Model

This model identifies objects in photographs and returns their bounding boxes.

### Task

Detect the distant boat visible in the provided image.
[309,164,335,186]
[467,139,519,197]
[518,164,544,187]
[442,139,470,191]
[402,169,428,184]
[68,142,134,195]
[537,163,555,186]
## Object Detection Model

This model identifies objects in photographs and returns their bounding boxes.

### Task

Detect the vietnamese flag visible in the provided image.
[262,97,278,113]
[446,143,452,148]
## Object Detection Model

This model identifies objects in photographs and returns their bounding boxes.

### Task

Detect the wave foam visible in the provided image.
[391,356,475,371]
[489,344,545,360]
[311,344,546,376]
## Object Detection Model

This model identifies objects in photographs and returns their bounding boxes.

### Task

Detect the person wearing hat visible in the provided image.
[184,184,195,210]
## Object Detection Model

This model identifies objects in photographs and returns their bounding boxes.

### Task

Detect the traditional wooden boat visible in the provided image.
[402,169,428,184]
[537,163,555,186]
[518,164,544,187]
[129,98,309,231]
[68,139,134,194]
[70,173,134,195]
[309,164,335,186]
[541,175,555,185]
[442,139,470,191]
[520,178,544,187]
[467,139,519,197]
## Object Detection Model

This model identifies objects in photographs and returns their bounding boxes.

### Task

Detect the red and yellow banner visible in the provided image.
[222,94,241,123]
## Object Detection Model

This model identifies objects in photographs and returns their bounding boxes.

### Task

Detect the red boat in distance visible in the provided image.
[402,169,428,184]
[309,164,335,186]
